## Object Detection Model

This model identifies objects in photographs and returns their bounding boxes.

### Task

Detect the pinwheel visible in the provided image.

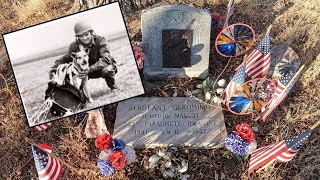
[226,78,275,115]
[215,23,255,57]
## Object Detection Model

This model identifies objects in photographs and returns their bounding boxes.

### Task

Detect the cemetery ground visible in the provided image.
[0,0,319,179]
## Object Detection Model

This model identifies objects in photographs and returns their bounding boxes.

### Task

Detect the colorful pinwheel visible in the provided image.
[226,78,275,115]
[215,23,255,57]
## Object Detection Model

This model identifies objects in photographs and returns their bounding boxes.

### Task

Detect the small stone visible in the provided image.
[217,79,226,87]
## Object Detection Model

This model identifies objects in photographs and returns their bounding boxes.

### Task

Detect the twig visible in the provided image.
[212,57,232,90]
[310,119,320,130]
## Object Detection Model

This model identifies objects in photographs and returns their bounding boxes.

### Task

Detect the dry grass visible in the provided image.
[0,0,319,179]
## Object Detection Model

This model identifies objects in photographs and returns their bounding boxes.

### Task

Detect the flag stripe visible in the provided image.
[249,141,286,173]
[276,150,297,163]
[35,123,52,131]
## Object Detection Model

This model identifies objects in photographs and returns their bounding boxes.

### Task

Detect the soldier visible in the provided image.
[50,21,118,91]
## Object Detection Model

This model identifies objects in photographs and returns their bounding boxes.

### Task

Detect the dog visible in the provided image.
[51,49,93,103]
[68,49,94,103]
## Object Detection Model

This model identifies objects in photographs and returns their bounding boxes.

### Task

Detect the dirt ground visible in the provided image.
[0,0,319,179]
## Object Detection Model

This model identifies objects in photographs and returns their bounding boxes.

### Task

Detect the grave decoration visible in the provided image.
[95,133,137,177]
[148,148,190,179]
[223,123,257,161]
[132,42,145,70]
[215,23,255,58]
[249,119,320,173]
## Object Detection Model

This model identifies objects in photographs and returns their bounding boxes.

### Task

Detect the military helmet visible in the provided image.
[74,21,92,36]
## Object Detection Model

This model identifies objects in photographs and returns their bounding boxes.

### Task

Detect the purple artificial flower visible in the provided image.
[97,160,115,176]
[225,133,249,156]
[110,138,126,151]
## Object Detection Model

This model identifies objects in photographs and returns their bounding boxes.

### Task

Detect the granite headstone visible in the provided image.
[113,97,227,149]
[142,5,211,80]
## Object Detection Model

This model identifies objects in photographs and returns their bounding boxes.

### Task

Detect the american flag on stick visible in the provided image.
[261,65,304,121]
[235,26,272,79]
[223,0,235,28]
[248,119,320,174]
[224,64,246,100]
[32,145,62,180]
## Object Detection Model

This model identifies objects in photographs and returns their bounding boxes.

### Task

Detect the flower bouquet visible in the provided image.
[148,148,190,180]
[132,42,145,70]
[95,133,136,176]
[223,123,257,161]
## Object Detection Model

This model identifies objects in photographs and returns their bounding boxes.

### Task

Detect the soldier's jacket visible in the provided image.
[51,35,116,73]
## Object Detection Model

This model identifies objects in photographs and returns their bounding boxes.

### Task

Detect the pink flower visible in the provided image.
[133,45,145,70]
[211,12,221,21]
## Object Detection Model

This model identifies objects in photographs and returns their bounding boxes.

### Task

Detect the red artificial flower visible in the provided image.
[133,45,145,70]
[95,133,113,151]
[211,12,221,21]
[235,123,256,143]
[108,150,126,170]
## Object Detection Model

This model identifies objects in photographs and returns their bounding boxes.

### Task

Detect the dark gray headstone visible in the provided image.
[113,97,227,149]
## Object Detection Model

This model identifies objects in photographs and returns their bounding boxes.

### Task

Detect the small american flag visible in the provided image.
[35,123,52,131]
[224,64,246,100]
[241,32,271,79]
[261,69,301,121]
[249,129,313,173]
[32,145,62,180]
[223,0,235,28]
[273,72,294,98]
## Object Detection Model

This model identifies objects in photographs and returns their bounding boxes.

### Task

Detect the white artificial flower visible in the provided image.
[123,145,137,164]
[179,174,191,180]
[98,149,112,160]
[205,91,211,101]
[165,161,172,168]
[163,169,175,179]
[158,150,166,157]
[247,141,258,154]
[217,79,227,87]
[177,161,188,173]
[216,88,225,94]
[148,155,160,169]
[213,96,222,104]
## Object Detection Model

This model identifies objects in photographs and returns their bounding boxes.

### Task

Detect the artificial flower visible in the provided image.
[225,133,249,156]
[177,160,188,173]
[163,169,175,179]
[97,160,115,176]
[246,141,257,154]
[133,45,145,70]
[235,123,256,142]
[98,149,112,160]
[108,150,126,170]
[211,12,221,21]
[110,138,126,151]
[148,154,160,169]
[95,133,113,151]
[122,145,137,164]
[211,12,221,29]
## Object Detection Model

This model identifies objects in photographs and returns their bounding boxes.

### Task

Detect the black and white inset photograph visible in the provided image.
[3,2,144,127]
